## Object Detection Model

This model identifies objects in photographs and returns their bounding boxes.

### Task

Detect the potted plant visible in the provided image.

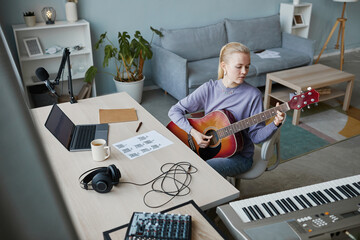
[85,27,162,103]
[23,11,36,27]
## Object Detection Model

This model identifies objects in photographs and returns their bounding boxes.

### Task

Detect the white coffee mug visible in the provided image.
[91,139,110,161]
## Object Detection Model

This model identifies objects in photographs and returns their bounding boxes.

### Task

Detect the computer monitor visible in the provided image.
[0,24,78,239]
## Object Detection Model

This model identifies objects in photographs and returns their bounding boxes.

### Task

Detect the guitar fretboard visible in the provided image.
[217,103,290,139]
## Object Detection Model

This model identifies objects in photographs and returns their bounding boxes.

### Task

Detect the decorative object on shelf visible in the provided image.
[23,37,43,57]
[293,0,300,5]
[23,11,36,27]
[65,0,78,22]
[41,7,56,24]
[315,0,359,70]
[293,14,305,26]
[85,27,162,103]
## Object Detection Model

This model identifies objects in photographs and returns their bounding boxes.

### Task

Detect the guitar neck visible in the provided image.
[217,103,290,139]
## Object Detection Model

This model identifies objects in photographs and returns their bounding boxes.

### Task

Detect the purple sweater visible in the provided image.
[168,79,279,158]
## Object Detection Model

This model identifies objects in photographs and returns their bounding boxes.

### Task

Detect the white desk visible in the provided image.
[31,92,239,240]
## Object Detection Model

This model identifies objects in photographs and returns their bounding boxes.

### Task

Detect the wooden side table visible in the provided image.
[264,64,354,125]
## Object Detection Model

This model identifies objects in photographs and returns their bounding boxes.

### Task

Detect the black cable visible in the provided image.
[78,162,198,208]
[119,161,198,208]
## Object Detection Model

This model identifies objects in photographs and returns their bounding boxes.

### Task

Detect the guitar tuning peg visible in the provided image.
[307,105,311,109]
[315,103,318,107]
[307,87,312,91]
[301,108,305,112]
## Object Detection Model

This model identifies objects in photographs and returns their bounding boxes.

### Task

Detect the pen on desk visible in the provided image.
[136,122,142,132]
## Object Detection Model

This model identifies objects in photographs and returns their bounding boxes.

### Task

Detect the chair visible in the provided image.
[228,120,283,188]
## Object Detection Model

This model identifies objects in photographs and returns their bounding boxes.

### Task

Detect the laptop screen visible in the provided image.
[45,104,75,150]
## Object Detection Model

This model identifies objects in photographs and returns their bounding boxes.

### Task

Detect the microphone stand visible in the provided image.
[54,48,77,104]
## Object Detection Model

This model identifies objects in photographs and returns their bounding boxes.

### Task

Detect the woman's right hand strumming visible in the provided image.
[190,128,212,148]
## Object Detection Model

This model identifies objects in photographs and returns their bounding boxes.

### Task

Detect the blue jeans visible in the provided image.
[206,154,253,178]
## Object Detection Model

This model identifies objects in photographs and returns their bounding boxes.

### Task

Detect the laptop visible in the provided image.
[45,104,109,151]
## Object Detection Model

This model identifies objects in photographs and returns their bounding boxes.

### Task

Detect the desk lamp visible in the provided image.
[315,0,358,70]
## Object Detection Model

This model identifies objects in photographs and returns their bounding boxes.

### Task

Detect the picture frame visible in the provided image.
[23,37,43,57]
[293,14,305,27]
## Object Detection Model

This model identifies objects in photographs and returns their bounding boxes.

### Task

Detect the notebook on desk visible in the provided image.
[45,104,109,151]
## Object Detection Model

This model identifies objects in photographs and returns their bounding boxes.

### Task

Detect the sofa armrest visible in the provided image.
[151,45,188,100]
[282,32,316,64]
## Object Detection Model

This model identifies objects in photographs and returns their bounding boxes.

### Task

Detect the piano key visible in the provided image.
[312,183,334,203]
[275,200,288,213]
[319,186,337,202]
[346,184,359,196]
[316,191,331,203]
[312,192,326,204]
[307,193,321,205]
[280,191,304,210]
[286,197,299,211]
[342,185,356,197]
[297,190,318,207]
[253,199,272,219]
[300,194,313,207]
[294,195,307,208]
[242,207,254,222]
[348,184,360,195]
[329,188,344,200]
[337,186,351,198]
[353,182,360,191]
[324,189,338,201]
[253,205,266,219]
[267,202,280,215]
[261,203,274,217]
[248,206,260,220]
[281,199,294,212]
[228,174,360,224]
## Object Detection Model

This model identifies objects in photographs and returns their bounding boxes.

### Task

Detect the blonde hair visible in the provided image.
[217,42,250,80]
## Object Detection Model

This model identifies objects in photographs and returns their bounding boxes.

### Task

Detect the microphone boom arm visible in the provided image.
[54,48,77,104]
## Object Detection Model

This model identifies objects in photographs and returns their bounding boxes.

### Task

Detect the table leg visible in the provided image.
[343,79,354,111]
[264,75,272,109]
[293,109,301,125]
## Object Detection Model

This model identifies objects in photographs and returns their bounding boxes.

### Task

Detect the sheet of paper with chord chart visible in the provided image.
[113,130,173,159]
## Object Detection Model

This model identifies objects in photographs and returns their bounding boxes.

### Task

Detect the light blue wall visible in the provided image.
[1,0,360,95]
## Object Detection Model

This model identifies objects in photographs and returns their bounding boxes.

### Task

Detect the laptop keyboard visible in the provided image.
[72,125,96,149]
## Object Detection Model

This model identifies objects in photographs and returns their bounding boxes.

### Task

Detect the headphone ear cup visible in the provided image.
[108,164,121,185]
[81,168,106,190]
[92,172,113,193]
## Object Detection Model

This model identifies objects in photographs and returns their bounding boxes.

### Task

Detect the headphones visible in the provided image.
[79,164,121,193]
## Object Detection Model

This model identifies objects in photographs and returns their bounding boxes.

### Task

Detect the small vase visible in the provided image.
[65,2,78,22]
[293,0,300,5]
[24,16,36,27]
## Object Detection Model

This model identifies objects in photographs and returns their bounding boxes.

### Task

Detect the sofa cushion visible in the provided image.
[250,48,311,75]
[188,57,257,89]
[225,15,282,52]
[160,22,227,61]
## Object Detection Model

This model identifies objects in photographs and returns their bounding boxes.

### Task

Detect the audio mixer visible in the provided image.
[125,212,192,240]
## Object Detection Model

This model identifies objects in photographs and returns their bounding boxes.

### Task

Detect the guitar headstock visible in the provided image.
[288,89,320,110]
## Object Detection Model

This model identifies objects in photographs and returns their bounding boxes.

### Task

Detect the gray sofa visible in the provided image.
[151,15,315,100]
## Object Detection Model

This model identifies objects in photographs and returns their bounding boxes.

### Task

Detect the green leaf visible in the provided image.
[84,66,97,83]
[150,26,163,37]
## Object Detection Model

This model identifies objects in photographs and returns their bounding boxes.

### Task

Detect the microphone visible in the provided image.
[35,67,59,97]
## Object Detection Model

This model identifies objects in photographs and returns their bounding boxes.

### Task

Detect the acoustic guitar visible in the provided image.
[167,89,320,160]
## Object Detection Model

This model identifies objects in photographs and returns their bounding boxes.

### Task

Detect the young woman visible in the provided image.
[168,42,285,177]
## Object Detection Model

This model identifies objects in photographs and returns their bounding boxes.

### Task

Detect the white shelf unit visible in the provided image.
[280,2,312,38]
[12,19,96,107]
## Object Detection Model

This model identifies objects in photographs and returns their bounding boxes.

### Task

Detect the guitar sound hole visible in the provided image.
[205,130,219,147]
